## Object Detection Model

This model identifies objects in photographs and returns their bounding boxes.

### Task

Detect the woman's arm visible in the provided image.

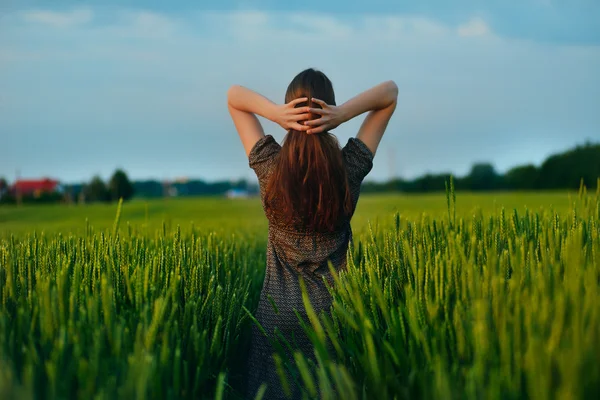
[306,80,398,155]
[227,85,311,156]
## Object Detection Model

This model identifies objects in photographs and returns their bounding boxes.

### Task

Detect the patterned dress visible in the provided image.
[244,134,374,400]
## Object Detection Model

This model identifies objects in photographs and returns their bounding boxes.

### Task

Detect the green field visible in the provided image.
[0,192,579,236]
[1,191,599,399]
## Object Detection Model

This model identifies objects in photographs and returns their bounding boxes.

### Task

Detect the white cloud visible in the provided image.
[110,10,179,38]
[226,10,270,26]
[126,11,176,32]
[219,10,271,40]
[369,16,449,37]
[21,8,93,28]
[191,11,449,44]
[288,14,354,38]
[457,17,490,37]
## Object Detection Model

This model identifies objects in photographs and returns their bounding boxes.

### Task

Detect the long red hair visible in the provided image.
[265,68,352,232]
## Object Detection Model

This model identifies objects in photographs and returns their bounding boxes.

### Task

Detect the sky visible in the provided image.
[1,0,599,184]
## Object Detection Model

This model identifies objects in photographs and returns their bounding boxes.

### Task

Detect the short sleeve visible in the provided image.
[342,137,374,189]
[248,134,281,186]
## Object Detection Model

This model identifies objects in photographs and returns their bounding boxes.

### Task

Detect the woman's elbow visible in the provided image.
[227,85,241,106]
[387,80,399,104]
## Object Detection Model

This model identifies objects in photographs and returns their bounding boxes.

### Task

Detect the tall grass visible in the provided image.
[1,188,599,399]
[273,180,600,399]
[0,204,266,399]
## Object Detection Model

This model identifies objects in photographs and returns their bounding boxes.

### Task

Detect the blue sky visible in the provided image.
[1,1,599,183]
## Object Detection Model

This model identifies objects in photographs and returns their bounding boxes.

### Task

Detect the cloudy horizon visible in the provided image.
[1,1,599,184]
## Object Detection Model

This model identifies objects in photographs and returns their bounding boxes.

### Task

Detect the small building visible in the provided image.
[11,178,62,198]
[226,188,250,198]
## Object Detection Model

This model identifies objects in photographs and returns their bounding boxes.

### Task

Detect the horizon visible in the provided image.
[4,139,598,186]
[2,1,599,183]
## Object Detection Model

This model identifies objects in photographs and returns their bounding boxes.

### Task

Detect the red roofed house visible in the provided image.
[11,178,62,199]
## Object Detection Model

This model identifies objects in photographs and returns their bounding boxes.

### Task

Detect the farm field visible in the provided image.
[0,191,579,236]
[0,190,599,399]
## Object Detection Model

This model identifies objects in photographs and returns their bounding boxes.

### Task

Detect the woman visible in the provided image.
[227,68,398,399]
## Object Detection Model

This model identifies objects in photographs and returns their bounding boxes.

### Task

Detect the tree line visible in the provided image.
[0,141,598,205]
[76,169,135,203]
[362,141,600,193]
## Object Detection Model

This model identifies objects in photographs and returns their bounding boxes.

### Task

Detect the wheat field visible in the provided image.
[1,187,599,399]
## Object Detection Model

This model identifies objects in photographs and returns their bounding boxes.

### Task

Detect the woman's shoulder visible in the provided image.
[342,137,374,160]
[342,136,375,184]
[249,135,281,165]
[248,135,282,184]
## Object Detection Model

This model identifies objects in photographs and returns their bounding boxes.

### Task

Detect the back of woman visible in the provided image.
[227,68,398,399]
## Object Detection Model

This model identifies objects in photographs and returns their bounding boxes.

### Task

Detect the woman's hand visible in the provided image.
[304,98,346,134]
[274,97,311,132]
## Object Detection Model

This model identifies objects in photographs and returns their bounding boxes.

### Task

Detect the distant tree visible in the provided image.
[383,178,405,192]
[538,143,600,189]
[108,169,134,201]
[505,164,539,190]
[403,173,448,192]
[133,180,164,198]
[84,176,109,202]
[0,177,7,198]
[467,163,499,191]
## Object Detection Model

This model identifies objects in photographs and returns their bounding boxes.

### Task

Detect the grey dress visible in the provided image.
[244,134,374,400]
